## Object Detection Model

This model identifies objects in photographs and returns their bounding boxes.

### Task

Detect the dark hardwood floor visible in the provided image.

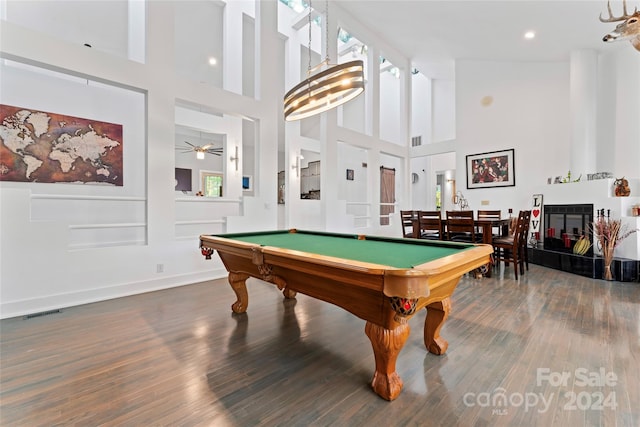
[1,264,638,426]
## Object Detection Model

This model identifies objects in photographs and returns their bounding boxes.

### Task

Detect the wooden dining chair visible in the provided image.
[519,210,532,271]
[492,210,529,279]
[446,210,481,243]
[477,210,501,220]
[400,210,416,238]
[477,209,503,238]
[417,210,442,240]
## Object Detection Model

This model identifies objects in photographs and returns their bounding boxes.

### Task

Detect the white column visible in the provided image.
[223,1,247,95]
[612,49,640,178]
[569,49,598,178]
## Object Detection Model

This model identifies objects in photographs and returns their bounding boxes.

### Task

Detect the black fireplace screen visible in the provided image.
[543,204,593,256]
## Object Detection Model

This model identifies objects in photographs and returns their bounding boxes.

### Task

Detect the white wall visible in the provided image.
[454,50,639,218]
[411,72,432,144]
[432,79,456,143]
[379,66,402,145]
[608,49,640,178]
[455,59,571,215]
[0,1,281,318]
[453,51,639,259]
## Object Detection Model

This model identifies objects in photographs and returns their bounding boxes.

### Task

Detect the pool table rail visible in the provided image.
[200,233,493,300]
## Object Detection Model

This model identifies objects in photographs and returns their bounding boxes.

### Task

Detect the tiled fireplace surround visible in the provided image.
[527,179,640,282]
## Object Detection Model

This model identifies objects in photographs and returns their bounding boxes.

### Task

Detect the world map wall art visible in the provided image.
[0,104,123,186]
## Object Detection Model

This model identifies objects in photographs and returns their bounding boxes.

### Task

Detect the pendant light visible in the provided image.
[283,0,364,121]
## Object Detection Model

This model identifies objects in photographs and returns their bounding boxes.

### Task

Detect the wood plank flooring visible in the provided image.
[1,264,639,426]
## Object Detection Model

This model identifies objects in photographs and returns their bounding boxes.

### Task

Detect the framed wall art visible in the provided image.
[0,104,123,186]
[466,149,515,189]
[346,169,354,181]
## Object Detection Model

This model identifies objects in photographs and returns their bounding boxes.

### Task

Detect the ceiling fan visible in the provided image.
[176,141,223,159]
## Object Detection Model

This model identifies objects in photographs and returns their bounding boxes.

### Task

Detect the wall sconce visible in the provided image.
[454,191,468,210]
[292,154,304,177]
[229,146,239,171]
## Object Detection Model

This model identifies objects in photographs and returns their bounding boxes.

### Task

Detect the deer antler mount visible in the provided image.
[600,0,640,52]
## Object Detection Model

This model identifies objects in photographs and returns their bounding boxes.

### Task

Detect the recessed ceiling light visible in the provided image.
[208,57,217,66]
[524,31,536,40]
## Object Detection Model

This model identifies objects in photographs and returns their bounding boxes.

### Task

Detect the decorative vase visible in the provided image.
[603,263,613,281]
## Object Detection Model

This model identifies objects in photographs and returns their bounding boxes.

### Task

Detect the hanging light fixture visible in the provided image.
[283,0,364,121]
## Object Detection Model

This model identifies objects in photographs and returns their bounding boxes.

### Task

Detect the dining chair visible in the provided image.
[477,210,501,220]
[477,209,503,238]
[446,210,481,243]
[417,210,442,240]
[519,210,532,271]
[400,210,416,238]
[492,210,529,279]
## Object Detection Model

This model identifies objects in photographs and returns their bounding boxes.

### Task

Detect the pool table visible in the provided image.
[199,229,493,400]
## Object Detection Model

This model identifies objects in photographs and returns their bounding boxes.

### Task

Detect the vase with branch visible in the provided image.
[592,209,638,280]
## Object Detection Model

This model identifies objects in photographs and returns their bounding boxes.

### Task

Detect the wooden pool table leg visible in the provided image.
[423,298,451,355]
[364,320,410,401]
[228,272,250,313]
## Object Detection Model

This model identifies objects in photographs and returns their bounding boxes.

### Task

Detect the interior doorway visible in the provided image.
[436,169,456,213]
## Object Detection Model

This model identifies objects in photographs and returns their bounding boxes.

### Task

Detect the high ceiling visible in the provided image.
[334,0,634,78]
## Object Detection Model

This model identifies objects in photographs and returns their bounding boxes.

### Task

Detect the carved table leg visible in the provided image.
[282,288,297,299]
[423,298,451,355]
[228,272,250,313]
[269,275,297,299]
[364,320,410,401]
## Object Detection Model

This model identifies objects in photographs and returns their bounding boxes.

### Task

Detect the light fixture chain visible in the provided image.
[325,0,330,63]
[307,0,312,74]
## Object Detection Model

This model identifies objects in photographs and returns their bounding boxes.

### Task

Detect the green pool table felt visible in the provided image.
[222,231,473,269]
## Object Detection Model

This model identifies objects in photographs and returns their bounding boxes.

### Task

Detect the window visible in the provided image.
[201,171,223,197]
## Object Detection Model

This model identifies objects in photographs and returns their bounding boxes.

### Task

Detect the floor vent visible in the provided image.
[24,309,62,319]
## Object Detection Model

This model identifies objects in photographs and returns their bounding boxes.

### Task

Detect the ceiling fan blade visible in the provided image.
[201,144,213,150]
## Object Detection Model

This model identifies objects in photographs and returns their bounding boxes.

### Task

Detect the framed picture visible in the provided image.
[0,104,124,186]
[466,149,515,189]
[346,169,354,181]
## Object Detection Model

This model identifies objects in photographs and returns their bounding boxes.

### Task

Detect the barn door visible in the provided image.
[380,166,395,225]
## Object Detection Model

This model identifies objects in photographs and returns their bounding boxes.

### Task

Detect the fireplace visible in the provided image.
[527,180,639,282]
[529,202,638,281]
[543,204,593,256]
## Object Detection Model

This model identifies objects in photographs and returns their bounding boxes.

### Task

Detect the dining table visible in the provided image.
[411,217,510,245]
[410,216,511,278]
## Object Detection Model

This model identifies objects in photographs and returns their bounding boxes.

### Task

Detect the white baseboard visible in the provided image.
[0,268,228,320]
